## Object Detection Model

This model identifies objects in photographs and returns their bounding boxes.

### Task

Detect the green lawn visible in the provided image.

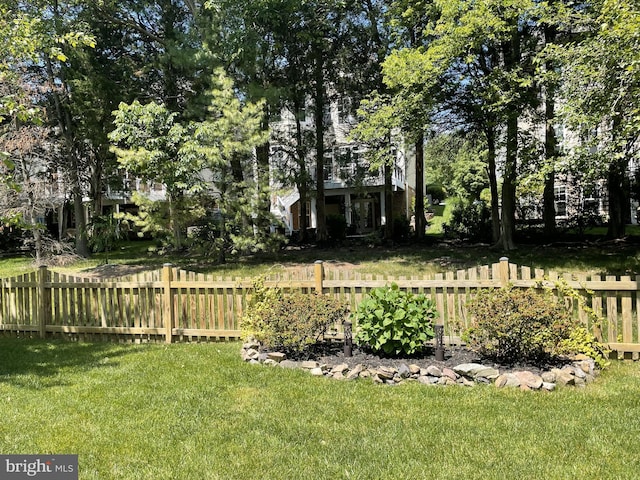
[4,230,640,280]
[1,338,639,479]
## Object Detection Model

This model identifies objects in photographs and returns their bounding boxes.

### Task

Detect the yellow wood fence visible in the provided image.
[0,258,638,356]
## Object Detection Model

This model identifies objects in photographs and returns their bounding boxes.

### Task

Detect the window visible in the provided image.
[554,185,567,217]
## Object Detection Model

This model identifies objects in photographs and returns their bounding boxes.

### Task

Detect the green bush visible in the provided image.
[443,200,492,242]
[426,184,446,203]
[326,214,347,242]
[353,284,437,356]
[241,279,348,354]
[464,287,577,364]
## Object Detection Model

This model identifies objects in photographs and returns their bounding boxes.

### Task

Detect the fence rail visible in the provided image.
[1,258,639,357]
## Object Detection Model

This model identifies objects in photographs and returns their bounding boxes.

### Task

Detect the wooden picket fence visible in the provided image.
[0,258,639,357]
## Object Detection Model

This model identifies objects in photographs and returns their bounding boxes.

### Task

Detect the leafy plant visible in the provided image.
[241,279,348,354]
[464,287,577,365]
[555,326,609,369]
[443,200,492,242]
[353,284,437,356]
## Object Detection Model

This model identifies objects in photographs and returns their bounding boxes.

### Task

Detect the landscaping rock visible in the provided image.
[331,363,350,374]
[279,360,298,369]
[241,343,601,391]
[376,366,397,381]
[346,364,365,380]
[424,365,443,377]
[267,352,287,363]
[398,364,411,378]
[515,371,543,390]
[442,368,459,381]
[541,371,556,384]
[453,363,487,377]
[495,373,520,388]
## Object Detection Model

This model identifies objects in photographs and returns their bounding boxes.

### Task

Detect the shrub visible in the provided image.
[426,184,446,204]
[241,279,349,354]
[353,284,437,356]
[326,214,347,242]
[393,216,411,242]
[443,200,492,242]
[464,287,577,365]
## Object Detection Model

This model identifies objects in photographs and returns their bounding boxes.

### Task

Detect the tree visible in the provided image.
[109,69,272,257]
[551,0,640,238]
[383,0,542,249]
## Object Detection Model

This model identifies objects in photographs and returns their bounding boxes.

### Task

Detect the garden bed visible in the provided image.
[241,341,599,391]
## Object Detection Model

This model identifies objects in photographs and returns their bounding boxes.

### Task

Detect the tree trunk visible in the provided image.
[499,27,520,251]
[414,132,426,240]
[384,157,394,241]
[543,24,557,239]
[72,173,90,257]
[294,98,309,243]
[607,158,628,238]
[485,127,501,244]
[313,44,327,243]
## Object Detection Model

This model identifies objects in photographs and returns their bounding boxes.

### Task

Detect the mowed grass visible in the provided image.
[0,338,639,479]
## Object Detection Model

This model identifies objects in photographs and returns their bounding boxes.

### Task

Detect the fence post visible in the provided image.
[314,260,324,294]
[162,264,174,344]
[499,257,510,287]
[37,265,50,339]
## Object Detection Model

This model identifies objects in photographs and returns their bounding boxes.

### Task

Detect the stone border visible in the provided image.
[241,342,598,391]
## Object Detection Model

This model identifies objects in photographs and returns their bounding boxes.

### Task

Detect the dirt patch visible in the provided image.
[81,263,158,278]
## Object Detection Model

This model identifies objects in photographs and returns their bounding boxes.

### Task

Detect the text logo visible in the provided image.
[0,455,77,479]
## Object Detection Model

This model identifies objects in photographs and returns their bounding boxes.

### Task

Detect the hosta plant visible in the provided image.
[353,284,437,356]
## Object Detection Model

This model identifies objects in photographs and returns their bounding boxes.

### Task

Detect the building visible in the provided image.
[269,96,415,237]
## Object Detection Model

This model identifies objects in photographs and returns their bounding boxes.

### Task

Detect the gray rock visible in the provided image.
[332,371,346,380]
[242,340,261,350]
[310,367,324,376]
[263,359,278,366]
[258,352,269,363]
[453,363,487,377]
[424,365,443,377]
[279,360,298,369]
[418,376,439,385]
[542,382,556,391]
[572,366,587,379]
[409,364,421,375]
[398,364,411,378]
